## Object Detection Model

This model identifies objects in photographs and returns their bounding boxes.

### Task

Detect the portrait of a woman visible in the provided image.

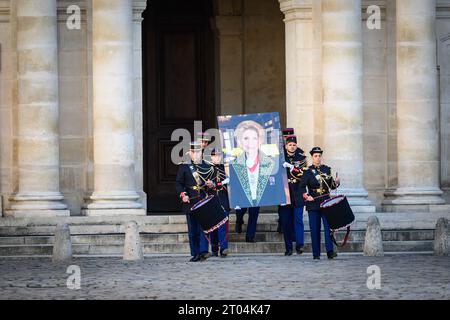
[228,120,284,208]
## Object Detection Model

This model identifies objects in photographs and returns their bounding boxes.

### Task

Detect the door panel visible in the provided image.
[142,0,215,213]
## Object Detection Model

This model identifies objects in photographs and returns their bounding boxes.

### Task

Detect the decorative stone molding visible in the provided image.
[57,0,87,23]
[279,0,312,22]
[440,33,450,43]
[361,0,386,21]
[437,0,450,19]
[0,0,10,23]
[133,0,146,22]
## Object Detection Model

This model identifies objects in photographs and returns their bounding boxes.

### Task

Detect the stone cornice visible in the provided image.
[133,0,146,22]
[56,1,146,23]
[278,0,312,22]
[279,0,389,22]
[361,0,386,21]
[440,33,450,43]
[57,1,87,23]
[437,0,450,19]
[0,0,10,23]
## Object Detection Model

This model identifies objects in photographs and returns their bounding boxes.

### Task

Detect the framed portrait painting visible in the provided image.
[217,112,290,209]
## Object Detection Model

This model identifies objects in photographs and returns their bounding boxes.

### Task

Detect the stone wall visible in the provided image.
[241,0,286,126]
[0,0,449,215]
[437,1,450,199]
[0,0,15,214]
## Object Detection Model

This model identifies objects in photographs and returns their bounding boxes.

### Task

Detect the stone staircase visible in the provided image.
[0,211,448,257]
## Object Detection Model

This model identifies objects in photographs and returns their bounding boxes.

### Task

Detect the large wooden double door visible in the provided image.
[142,0,216,212]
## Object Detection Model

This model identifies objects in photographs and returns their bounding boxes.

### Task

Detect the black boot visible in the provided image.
[284,250,293,256]
[190,255,201,262]
[245,237,255,243]
[220,249,229,257]
[200,252,211,261]
[296,246,304,255]
[235,221,243,234]
[327,251,337,259]
[313,256,320,260]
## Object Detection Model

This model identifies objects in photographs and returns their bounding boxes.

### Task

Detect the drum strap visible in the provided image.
[330,226,351,247]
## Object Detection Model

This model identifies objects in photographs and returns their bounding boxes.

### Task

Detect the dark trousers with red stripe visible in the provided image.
[279,205,304,252]
[211,210,229,253]
[186,213,210,257]
[308,210,333,258]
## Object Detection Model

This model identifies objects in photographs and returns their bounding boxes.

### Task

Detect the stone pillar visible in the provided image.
[383,0,445,211]
[123,221,143,261]
[52,223,72,262]
[321,0,374,212]
[279,0,316,152]
[82,0,144,216]
[363,216,384,256]
[213,1,244,115]
[7,0,69,217]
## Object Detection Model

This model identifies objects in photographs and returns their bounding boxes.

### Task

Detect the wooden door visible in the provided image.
[142,0,216,213]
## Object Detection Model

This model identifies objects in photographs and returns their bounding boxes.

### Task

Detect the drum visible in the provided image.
[320,195,355,231]
[190,195,228,233]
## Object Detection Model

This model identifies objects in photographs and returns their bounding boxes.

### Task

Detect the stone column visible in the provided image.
[321,0,374,211]
[383,0,445,211]
[7,0,69,217]
[82,0,144,216]
[279,0,316,152]
[213,1,244,115]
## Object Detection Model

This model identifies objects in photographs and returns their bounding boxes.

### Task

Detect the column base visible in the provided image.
[81,208,146,216]
[382,188,446,212]
[3,210,70,218]
[82,191,146,216]
[5,192,70,217]
[336,188,376,213]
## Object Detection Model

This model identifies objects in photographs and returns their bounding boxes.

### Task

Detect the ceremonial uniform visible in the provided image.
[279,134,307,255]
[277,128,295,235]
[299,147,339,259]
[175,143,212,262]
[209,161,230,257]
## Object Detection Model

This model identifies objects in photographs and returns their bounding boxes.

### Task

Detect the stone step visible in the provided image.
[1,211,448,231]
[0,240,433,257]
[0,215,446,235]
[0,229,435,246]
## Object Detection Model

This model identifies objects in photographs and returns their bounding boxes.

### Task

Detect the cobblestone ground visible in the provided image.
[0,254,449,300]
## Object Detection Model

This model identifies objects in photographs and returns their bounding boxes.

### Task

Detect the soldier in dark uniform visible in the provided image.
[300,147,340,259]
[279,134,308,255]
[208,148,230,257]
[197,131,224,256]
[197,131,211,150]
[175,141,212,262]
[278,128,299,238]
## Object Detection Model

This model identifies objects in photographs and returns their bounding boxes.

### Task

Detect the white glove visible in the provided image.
[282,162,294,171]
[221,178,230,185]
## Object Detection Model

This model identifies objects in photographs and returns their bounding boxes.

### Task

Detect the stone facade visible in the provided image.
[0,0,450,217]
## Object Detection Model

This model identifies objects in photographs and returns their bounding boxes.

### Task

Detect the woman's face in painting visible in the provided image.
[241,129,260,155]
